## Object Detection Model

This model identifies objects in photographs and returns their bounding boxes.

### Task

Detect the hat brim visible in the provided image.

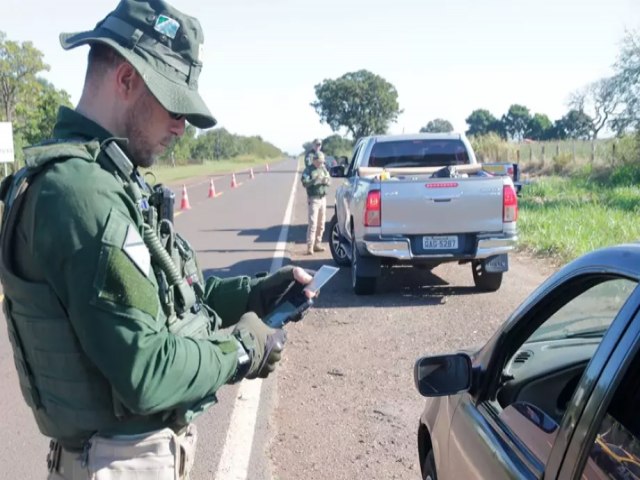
[60,30,217,129]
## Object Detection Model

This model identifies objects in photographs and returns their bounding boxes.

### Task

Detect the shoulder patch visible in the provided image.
[123,224,150,277]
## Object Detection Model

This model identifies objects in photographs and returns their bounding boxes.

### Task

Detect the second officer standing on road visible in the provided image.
[301,151,331,255]
[0,0,315,478]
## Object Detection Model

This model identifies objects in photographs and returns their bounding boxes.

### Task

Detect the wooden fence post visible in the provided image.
[612,142,616,166]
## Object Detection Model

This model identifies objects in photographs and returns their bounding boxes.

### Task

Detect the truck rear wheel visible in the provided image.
[422,450,437,480]
[329,215,350,267]
[472,260,503,292]
[352,234,377,295]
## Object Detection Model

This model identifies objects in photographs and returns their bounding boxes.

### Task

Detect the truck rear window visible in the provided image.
[368,139,469,168]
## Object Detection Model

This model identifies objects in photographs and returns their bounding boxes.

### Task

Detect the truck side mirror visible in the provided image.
[414,353,472,397]
[330,165,347,178]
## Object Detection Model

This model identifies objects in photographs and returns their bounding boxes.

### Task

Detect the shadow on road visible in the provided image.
[204,256,483,309]
[202,224,308,244]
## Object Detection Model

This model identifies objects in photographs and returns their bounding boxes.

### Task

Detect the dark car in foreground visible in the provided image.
[414,243,640,480]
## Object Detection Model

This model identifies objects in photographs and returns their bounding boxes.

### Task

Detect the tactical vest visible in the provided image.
[0,139,219,449]
[302,164,330,198]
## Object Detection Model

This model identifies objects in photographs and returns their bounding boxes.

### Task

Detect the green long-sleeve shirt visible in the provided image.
[9,107,252,437]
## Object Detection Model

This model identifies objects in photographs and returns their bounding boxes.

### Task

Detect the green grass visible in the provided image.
[518,176,640,262]
[142,155,279,185]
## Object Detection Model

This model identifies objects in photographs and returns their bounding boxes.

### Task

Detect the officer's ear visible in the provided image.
[115,62,144,100]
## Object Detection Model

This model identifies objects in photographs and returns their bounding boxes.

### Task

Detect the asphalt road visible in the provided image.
[0,156,558,479]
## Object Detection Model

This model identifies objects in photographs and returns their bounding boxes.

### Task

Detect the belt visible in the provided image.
[47,425,196,479]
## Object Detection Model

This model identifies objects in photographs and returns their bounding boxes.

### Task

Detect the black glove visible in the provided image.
[233,312,287,379]
[248,266,315,317]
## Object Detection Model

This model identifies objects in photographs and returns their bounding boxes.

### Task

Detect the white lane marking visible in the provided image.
[214,165,300,480]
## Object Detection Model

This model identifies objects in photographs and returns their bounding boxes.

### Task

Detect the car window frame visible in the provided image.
[346,140,365,178]
[471,272,640,478]
[555,304,640,480]
[479,273,640,404]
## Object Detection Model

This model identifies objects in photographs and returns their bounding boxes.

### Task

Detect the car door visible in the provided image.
[335,140,366,240]
[554,305,640,480]
[445,272,640,480]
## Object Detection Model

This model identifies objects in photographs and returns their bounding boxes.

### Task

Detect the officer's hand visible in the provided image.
[233,312,287,379]
[248,266,315,317]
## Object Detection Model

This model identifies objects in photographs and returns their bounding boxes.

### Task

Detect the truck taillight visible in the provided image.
[364,190,381,227]
[503,185,518,222]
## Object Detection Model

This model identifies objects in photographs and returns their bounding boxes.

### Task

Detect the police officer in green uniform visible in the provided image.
[304,138,323,168]
[301,151,330,255]
[0,1,314,478]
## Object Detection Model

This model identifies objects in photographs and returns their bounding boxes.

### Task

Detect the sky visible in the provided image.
[3,0,639,154]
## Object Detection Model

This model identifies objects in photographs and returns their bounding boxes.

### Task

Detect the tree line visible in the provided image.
[309,30,640,148]
[0,31,282,168]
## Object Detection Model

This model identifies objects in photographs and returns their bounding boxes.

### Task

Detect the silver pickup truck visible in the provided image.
[328,133,518,295]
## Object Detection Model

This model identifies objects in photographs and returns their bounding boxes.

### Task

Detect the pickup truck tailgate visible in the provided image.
[379,177,505,235]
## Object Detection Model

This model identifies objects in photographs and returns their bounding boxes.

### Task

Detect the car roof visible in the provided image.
[555,243,640,282]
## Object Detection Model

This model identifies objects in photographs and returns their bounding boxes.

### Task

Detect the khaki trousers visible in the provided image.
[306,196,327,249]
[47,424,197,480]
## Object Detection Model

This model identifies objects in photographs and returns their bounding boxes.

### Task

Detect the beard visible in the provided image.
[123,92,161,168]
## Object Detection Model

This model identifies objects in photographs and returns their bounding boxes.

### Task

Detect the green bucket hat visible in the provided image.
[60,0,216,129]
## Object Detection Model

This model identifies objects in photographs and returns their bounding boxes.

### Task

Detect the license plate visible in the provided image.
[422,235,458,250]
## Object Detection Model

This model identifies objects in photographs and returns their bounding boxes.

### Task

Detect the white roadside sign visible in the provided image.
[0,122,15,164]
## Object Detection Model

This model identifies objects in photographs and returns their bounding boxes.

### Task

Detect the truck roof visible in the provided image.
[363,133,465,143]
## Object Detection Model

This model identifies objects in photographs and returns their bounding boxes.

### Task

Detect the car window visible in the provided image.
[496,277,637,466]
[346,143,363,177]
[582,346,640,479]
[528,280,636,342]
[367,139,469,168]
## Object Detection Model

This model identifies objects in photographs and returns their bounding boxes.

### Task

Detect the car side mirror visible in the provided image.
[414,353,472,397]
[330,165,346,178]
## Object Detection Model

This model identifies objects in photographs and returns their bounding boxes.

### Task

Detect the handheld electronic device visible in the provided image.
[263,265,340,328]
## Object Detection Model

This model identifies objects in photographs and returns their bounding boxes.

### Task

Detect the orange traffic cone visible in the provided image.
[231,173,238,188]
[208,178,217,198]
[249,168,255,180]
[180,184,191,210]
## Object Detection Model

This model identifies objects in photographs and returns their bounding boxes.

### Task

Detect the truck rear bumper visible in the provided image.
[363,234,518,261]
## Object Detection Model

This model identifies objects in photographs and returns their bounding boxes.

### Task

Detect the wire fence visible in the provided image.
[474,138,639,173]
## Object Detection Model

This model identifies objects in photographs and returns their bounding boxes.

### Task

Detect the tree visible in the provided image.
[465,109,498,137]
[610,30,640,134]
[14,78,72,145]
[501,104,531,141]
[311,70,402,140]
[320,134,353,157]
[420,118,454,133]
[570,77,622,139]
[554,109,593,140]
[0,31,49,122]
[526,113,553,141]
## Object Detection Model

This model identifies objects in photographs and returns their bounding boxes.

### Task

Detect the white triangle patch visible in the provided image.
[123,225,151,277]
